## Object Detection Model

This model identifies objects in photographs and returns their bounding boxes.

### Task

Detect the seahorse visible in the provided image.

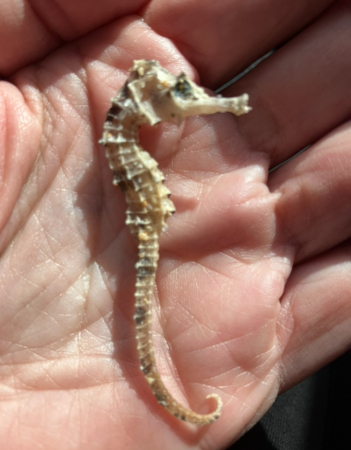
[99,60,251,426]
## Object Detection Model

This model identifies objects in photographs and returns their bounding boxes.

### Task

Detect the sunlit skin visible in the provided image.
[0,0,351,449]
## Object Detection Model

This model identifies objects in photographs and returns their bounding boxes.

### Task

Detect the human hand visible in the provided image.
[0,0,350,449]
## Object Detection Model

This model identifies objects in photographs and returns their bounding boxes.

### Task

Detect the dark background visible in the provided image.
[228,351,351,449]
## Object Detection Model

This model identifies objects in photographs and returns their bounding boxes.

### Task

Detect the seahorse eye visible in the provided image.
[173,76,193,98]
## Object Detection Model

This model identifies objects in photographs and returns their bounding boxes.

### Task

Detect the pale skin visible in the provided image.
[0,0,351,449]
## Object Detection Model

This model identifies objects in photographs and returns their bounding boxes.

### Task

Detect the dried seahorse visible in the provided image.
[99,60,251,425]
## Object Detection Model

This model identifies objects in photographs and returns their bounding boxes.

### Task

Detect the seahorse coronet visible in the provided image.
[100,59,251,426]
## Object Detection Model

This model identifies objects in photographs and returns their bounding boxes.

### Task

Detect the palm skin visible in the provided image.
[0,1,351,449]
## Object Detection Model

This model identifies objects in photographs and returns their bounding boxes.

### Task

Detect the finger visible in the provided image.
[277,242,351,391]
[270,120,351,263]
[224,0,351,167]
[0,0,147,75]
[142,0,335,88]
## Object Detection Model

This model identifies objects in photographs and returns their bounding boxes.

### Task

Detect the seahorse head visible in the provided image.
[126,60,216,125]
[128,60,250,126]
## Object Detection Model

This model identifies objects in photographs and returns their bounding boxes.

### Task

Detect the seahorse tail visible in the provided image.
[151,383,223,426]
[134,236,222,425]
[136,337,223,425]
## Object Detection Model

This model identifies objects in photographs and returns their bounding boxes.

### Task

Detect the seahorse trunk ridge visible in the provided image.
[99,60,251,425]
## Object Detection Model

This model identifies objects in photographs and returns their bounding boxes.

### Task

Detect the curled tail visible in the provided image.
[134,236,222,425]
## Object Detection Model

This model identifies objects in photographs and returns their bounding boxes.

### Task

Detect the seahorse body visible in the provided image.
[99,60,251,425]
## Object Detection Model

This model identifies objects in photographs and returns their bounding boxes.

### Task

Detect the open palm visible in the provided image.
[1,1,350,449]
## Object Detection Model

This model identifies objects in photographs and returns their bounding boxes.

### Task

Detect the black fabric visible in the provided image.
[228,352,351,450]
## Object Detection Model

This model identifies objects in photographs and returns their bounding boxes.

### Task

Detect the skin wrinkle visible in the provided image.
[297,282,351,331]
[173,317,278,393]
[44,92,85,144]
[35,214,68,261]
[279,245,351,377]
[162,247,254,285]
[22,154,65,234]
[0,279,46,336]
[19,361,63,391]
[203,366,240,382]
[190,117,250,170]
[159,287,222,388]
[174,139,254,178]
[190,260,249,308]
[228,327,280,374]
[273,145,351,262]
[6,341,58,362]
[44,57,87,98]
[16,309,62,344]
[2,92,41,244]
[182,211,260,257]
[168,173,205,206]
[3,354,116,374]
[0,107,95,332]
[250,339,279,369]
[85,267,111,321]
[219,322,278,361]
[172,297,212,338]
[14,69,44,120]
[13,235,71,296]
[8,320,68,358]
[1,259,93,351]
[6,263,65,316]
[0,92,9,186]
[26,0,66,42]
[7,405,21,446]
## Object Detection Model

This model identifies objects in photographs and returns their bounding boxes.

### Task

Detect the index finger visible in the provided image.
[0,0,146,76]
[142,0,336,88]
